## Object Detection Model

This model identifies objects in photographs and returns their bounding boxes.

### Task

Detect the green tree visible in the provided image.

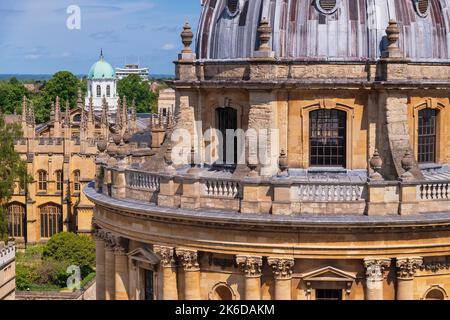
[32,71,86,123]
[117,74,157,113]
[0,77,29,114]
[0,114,29,240]
[43,232,96,278]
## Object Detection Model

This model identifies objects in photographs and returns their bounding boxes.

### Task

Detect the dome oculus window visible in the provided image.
[226,0,240,17]
[414,0,430,17]
[315,0,338,15]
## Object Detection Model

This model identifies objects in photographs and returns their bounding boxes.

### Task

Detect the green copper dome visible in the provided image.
[88,52,115,80]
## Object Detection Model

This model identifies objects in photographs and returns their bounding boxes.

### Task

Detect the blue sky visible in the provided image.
[0,0,200,75]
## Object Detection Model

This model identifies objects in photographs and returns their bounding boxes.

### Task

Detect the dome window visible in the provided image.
[226,0,240,16]
[414,0,430,17]
[315,0,338,15]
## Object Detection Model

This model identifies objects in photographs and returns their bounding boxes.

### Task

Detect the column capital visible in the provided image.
[267,257,295,280]
[236,255,263,278]
[154,245,176,268]
[176,248,199,271]
[364,258,391,282]
[396,257,423,280]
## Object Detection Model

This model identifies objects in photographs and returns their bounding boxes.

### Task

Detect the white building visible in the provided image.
[116,64,149,81]
[85,52,118,113]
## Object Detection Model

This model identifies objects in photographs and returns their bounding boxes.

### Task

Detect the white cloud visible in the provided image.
[162,43,175,50]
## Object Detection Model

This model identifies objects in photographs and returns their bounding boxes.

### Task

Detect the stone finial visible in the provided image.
[101,97,108,125]
[55,96,61,122]
[88,96,94,123]
[181,22,193,54]
[382,19,402,59]
[369,149,384,181]
[50,101,55,120]
[64,100,71,126]
[21,96,27,123]
[28,100,35,125]
[77,87,83,108]
[257,17,272,52]
[254,17,275,59]
[278,149,288,177]
[400,150,414,181]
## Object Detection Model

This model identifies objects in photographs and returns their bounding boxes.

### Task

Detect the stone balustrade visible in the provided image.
[98,164,450,216]
[295,183,365,202]
[417,181,450,200]
[0,243,15,268]
[125,170,160,191]
[203,179,241,199]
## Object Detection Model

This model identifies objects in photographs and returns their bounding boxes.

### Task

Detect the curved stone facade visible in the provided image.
[86,2,450,300]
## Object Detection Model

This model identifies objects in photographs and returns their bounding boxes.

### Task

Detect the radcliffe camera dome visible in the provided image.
[88,52,116,79]
[196,0,450,61]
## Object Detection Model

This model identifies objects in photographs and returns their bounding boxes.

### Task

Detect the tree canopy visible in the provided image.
[0,77,29,114]
[117,74,157,113]
[0,114,29,240]
[32,71,86,123]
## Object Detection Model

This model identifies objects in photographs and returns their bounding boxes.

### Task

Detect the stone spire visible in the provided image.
[64,100,71,126]
[55,96,61,122]
[101,97,109,125]
[77,88,83,109]
[28,100,35,126]
[88,96,94,123]
[130,99,137,133]
[50,102,55,121]
[122,96,128,129]
[116,97,122,129]
[21,96,27,124]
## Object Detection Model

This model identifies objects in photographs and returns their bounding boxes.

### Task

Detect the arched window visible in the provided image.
[310,109,347,167]
[40,204,62,238]
[96,85,101,97]
[414,0,430,17]
[216,107,238,166]
[73,170,81,192]
[315,0,338,15]
[106,85,111,97]
[210,284,234,300]
[38,170,48,192]
[7,203,25,238]
[73,114,81,123]
[424,286,447,300]
[226,0,239,15]
[55,170,63,192]
[418,108,438,163]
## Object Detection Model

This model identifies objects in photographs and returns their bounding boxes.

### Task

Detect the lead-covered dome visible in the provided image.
[196,0,450,61]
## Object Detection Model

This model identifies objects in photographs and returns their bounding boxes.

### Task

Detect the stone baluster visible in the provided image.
[396,257,423,300]
[268,257,295,300]
[364,258,391,300]
[155,245,178,300]
[236,255,263,300]
[176,249,201,300]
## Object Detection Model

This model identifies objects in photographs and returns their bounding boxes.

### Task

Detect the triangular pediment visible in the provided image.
[302,266,356,282]
[128,247,160,265]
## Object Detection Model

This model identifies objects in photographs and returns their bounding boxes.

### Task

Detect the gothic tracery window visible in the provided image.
[7,203,25,238]
[40,204,62,238]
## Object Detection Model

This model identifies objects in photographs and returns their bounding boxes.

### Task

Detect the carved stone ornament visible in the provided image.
[176,249,200,271]
[396,257,423,279]
[268,257,295,280]
[236,255,263,278]
[364,258,391,282]
[154,245,175,268]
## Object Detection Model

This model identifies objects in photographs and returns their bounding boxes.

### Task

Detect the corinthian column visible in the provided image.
[364,258,391,300]
[396,257,423,300]
[236,255,263,300]
[268,257,294,300]
[155,245,178,300]
[104,236,116,300]
[176,249,201,300]
[93,229,106,300]
[114,244,129,300]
